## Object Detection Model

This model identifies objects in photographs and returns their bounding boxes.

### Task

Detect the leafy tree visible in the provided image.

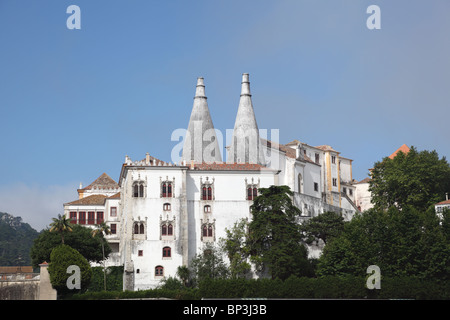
[219,218,252,279]
[247,185,313,280]
[300,211,345,245]
[369,146,450,211]
[49,214,73,244]
[189,243,229,286]
[91,222,111,291]
[317,206,450,280]
[31,224,111,268]
[48,244,92,297]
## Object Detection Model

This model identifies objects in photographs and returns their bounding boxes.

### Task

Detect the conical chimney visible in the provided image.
[182,77,222,163]
[228,73,265,165]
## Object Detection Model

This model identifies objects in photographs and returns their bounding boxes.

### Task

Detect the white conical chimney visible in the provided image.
[182,77,222,164]
[228,73,265,165]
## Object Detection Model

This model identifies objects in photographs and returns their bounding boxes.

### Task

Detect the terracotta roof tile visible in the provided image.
[80,173,118,191]
[190,162,266,171]
[388,144,410,159]
[65,194,107,206]
[436,199,450,205]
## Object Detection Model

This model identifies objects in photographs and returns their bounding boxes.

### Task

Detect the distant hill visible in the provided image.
[0,212,40,266]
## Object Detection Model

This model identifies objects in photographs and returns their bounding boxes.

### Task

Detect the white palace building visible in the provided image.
[63,74,360,290]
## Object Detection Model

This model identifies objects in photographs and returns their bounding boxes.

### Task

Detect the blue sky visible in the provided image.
[0,1,449,231]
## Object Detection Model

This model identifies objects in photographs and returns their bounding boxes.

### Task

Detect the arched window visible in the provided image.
[208,225,213,237]
[167,183,172,197]
[253,187,258,198]
[162,224,167,236]
[133,182,145,197]
[163,203,171,211]
[204,205,211,213]
[208,187,212,200]
[162,183,167,197]
[155,266,164,277]
[247,187,253,200]
[134,223,139,234]
[162,247,171,258]
[202,187,207,200]
[134,184,139,197]
[167,224,173,236]
[139,224,144,234]
[139,184,144,197]
[202,225,208,237]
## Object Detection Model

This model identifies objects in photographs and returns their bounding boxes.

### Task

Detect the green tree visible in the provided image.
[317,206,450,280]
[219,218,252,279]
[91,222,111,291]
[369,146,450,211]
[189,243,229,286]
[31,224,110,268]
[49,214,73,244]
[300,211,345,245]
[48,244,92,297]
[247,185,313,280]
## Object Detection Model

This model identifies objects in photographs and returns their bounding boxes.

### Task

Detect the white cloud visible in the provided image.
[0,182,78,232]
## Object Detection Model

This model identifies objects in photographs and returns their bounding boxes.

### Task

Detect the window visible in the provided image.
[204,205,211,213]
[247,187,258,201]
[314,182,319,192]
[201,221,214,241]
[111,223,117,234]
[162,182,173,198]
[97,212,104,224]
[349,189,353,196]
[161,223,173,236]
[332,178,337,187]
[133,182,145,197]
[88,212,95,225]
[315,153,320,164]
[163,203,171,211]
[79,212,86,225]
[331,155,336,164]
[134,222,145,234]
[343,187,347,194]
[155,266,164,277]
[163,247,171,258]
[70,212,77,224]
[138,250,143,257]
[202,186,213,200]
[110,207,117,217]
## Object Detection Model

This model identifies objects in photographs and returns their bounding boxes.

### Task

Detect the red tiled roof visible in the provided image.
[0,266,33,274]
[80,173,118,191]
[436,199,450,206]
[388,144,410,159]
[108,192,121,199]
[190,162,266,171]
[65,194,107,206]
[356,177,371,184]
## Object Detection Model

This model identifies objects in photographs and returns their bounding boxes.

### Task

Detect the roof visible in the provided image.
[388,144,410,159]
[79,173,118,191]
[261,139,319,166]
[190,162,267,171]
[65,194,108,206]
[315,145,339,153]
[356,177,371,184]
[436,199,450,206]
[0,266,34,274]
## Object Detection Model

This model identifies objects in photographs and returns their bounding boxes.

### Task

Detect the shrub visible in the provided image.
[48,244,92,297]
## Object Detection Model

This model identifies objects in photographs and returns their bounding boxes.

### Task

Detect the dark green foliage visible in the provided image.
[248,185,313,279]
[317,206,450,280]
[86,266,123,292]
[30,224,111,267]
[48,244,92,297]
[369,146,450,211]
[0,212,39,266]
[300,211,345,245]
